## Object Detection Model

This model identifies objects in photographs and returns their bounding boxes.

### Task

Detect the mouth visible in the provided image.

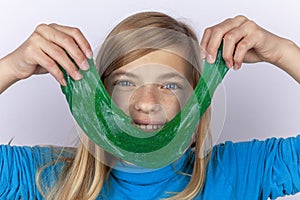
[134,123,164,132]
[132,120,165,132]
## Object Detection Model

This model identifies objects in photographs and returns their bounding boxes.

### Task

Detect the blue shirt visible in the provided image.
[1,135,300,199]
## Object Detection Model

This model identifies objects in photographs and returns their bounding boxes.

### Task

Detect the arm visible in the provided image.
[211,136,300,199]
[275,39,300,83]
[0,145,45,198]
[0,55,20,94]
[200,15,300,83]
[0,145,72,199]
[0,23,93,94]
[200,16,300,199]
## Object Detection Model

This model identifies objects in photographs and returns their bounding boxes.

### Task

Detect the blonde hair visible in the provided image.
[38,11,212,200]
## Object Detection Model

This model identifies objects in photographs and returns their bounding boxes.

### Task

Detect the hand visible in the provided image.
[200,15,290,70]
[3,23,92,86]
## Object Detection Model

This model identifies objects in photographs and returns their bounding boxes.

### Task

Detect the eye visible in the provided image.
[114,80,134,87]
[162,83,179,90]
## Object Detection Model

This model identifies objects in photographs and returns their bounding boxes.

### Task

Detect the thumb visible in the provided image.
[243,49,263,63]
[33,66,49,75]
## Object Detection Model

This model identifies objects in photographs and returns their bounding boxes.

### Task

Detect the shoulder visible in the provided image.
[210,137,285,169]
[0,144,76,167]
[204,135,300,198]
[212,135,300,161]
[0,145,76,199]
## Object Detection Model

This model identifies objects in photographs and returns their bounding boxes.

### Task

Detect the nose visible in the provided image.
[131,84,161,114]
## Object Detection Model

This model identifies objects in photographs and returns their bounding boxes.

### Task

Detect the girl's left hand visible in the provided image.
[200,15,290,70]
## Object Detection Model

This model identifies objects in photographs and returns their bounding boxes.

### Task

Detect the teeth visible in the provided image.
[134,123,163,131]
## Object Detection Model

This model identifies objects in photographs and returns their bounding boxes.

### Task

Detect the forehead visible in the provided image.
[112,50,193,78]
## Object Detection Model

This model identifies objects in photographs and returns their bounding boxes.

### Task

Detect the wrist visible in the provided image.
[0,55,20,93]
[274,39,297,67]
[275,39,300,83]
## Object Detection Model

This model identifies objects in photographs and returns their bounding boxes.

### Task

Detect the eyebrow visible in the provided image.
[110,70,186,81]
[110,70,139,79]
[158,72,186,81]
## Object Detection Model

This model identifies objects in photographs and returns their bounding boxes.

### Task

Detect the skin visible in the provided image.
[103,50,194,131]
[0,15,299,94]
[0,23,92,90]
[200,15,300,83]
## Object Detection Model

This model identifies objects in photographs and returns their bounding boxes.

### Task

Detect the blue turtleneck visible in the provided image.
[99,149,193,199]
[1,135,300,199]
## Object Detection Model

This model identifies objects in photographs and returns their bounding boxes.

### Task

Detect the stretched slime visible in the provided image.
[60,47,228,168]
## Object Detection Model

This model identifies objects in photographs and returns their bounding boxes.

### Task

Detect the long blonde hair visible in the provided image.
[38,11,212,200]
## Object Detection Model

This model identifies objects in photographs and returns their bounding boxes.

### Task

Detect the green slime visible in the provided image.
[61,47,228,168]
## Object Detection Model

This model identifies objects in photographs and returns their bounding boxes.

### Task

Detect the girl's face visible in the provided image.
[104,50,194,132]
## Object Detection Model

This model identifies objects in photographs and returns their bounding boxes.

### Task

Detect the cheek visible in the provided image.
[110,90,132,115]
[165,88,193,118]
[161,94,182,119]
[181,87,194,105]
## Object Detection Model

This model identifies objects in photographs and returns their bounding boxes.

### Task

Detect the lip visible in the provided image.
[132,118,166,132]
[132,118,166,126]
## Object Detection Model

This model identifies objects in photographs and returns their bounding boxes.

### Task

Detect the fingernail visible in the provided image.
[225,62,232,69]
[74,71,83,80]
[207,55,214,63]
[61,78,67,86]
[81,59,90,70]
[85,50,93,59]
[233,64,239,70]
[199,51,206,60]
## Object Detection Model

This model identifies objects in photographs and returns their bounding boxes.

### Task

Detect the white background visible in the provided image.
[0,1,300,199]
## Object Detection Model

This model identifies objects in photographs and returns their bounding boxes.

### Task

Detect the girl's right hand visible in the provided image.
[3,23,93,86]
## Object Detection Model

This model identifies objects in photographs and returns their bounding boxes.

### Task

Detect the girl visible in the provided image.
[0,12,300,200]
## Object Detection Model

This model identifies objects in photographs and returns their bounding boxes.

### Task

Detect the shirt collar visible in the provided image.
[110,149,193,185]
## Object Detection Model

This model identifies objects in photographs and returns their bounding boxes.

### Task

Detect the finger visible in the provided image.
[37,34,83,81]
[222,27,247,68]
[233,36,257,70]
[49,23,93,58]
[203,16,248,63]
[35,24,90,71]
[200,27,212,60]
[30,32,82,81]
[228,20,261,69]
[32,49,67,86]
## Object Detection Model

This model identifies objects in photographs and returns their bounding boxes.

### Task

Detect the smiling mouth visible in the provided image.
[133,123,164,132]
